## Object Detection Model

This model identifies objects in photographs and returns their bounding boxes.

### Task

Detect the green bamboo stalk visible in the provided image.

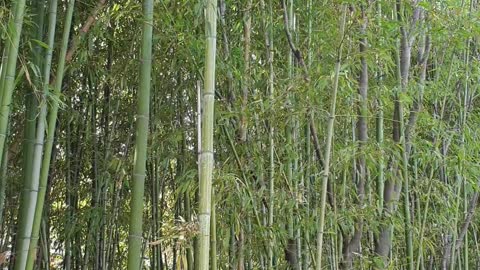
[0,49,7,102]
[229,217,235,269]
[375,0,385,217]
[0,2,17,105]
[21,1,45,237]
[304,121,312,269]
[400,57,414,270]
[463,188,469,270]
[304,1,312,268]
[459,6,472,269]
[26,1,75,269]
[10,1,45,242]
[0,0,27,165]
[0,56,5,113]
[284,0,297,268]
[149,159,158,270]
[196,0,217,268]
[185,192,194,270]
[40,219,50,270]
[398,10,415,270]
[265,0,275,267]
[376,98,384,213]
[447,13,472,268]
[375,2,417,266]
[342,5,369,267]
[415,166,435,270]
[239,0,252,142]
[315,6,347,270]
[127,0,153,268]
[448,169,463,270]
[210,189,217,270]
[14,0,57,268]
[0,145,8,226]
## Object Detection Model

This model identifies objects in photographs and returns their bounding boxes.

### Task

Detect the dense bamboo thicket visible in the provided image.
[1,0,480,269]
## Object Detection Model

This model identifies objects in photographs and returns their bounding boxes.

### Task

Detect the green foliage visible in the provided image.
[1,0,480,269]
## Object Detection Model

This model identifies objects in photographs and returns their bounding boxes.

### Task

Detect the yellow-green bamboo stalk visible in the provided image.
[15,1,45,258]
[0,0,27,167]
[0,144,8,226]
[197,0,217,268]
[210,189,217,270]
[375,0,385,215]
[265,0,275,267]
[127,0,154,268]
[15,0,57,268]
[315,6,347,270]
[239,0,252,142]
[26,1,76,269]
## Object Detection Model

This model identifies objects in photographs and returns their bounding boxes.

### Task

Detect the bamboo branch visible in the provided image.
[65,0,108,63]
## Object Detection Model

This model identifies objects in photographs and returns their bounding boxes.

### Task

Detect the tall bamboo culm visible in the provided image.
[267,0,275,267]
[315,6,347,270]
[14,0,58,268]
[127,0,154,269]
[197,0,218,268]
[26,1,76,269]
[0,0,27,167]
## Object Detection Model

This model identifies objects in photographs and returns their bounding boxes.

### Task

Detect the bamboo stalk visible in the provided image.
[341,4,369,268]
[315,6,347,270]
[210,189,217,270]
[0,0,27,172]
[15,0,57,268]
[239,0,252,142]
[196,0,218,268]
[26,1,76,268]
[265,0,275,267]
[0,146,8,227]
[127,0,154,268]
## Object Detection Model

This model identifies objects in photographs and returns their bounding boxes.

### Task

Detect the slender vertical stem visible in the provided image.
[0,147,8,226]
[239,0,252,142]
[196,0,217,268]
[26,1,76,268]
[15,0,57,268]
[0,0,27,169]
[127,0,153,268]
[284,0,297,268]
[210,190,217,270]
[316,6,347,270]
[375,2,418,267]
[416,166,435,270]
[266,0,275,267]
[304,1,313,269]
[341,4,368,268]
[21,3,46,238]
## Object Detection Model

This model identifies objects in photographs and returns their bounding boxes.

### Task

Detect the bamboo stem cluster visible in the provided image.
[0,1,479,270]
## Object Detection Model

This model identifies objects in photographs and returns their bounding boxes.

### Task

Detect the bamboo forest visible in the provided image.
[3,0,480,269]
